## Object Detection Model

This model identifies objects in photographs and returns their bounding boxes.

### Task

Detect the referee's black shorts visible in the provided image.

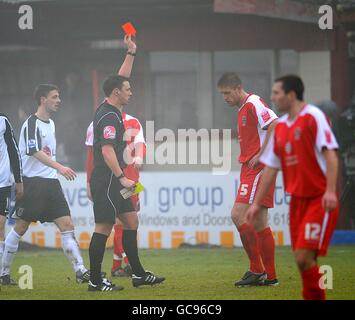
[0,186,11,216]
[14,177,70,223]
[91,168,135,224]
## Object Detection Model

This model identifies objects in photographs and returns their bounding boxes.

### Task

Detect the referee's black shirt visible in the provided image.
[93,102,126,172]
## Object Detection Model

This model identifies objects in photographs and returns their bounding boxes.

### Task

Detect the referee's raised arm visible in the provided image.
[117,35,137,78]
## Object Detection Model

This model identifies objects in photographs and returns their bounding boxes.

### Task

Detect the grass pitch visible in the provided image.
[1,246,354,300]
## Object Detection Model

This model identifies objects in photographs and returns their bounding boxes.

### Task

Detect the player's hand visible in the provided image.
[322,190,337,211]
[124,35,136,54]
[248,154,260,169]
[58,166,77,181]
[246,203,261,224]
[15,182,24,201]
[133,156,143,169]
[86,182,93,201]
[119,176,136,189]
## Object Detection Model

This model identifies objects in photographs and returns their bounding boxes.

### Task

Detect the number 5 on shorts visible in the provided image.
[240,184,249,196]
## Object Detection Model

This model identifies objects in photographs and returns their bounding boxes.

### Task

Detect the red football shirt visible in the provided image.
[237,93,278,163]
[260,104,338,198]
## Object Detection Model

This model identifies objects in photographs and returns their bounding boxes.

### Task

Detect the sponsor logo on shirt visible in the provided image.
[42,146,51,157]
[103,126,116,140]
[28,139,36,149]
[285,155,298,166]
[261,110,271,123]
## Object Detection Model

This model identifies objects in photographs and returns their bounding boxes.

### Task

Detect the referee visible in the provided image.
[0,113,23,285]
[88,74,165,292]
[0,84,90,285]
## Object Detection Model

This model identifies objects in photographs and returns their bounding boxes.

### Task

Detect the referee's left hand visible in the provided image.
[59,165,77,181]
[119,176,135,189]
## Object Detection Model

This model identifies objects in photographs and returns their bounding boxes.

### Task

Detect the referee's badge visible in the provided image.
[104,126,116,139]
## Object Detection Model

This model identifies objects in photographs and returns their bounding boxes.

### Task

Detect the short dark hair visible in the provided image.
[275,75,304,101]
[103,75,128,97]
[34,84,59,105]
[217,72,242,88]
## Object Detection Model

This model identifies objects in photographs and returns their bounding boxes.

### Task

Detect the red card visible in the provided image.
[122,22,137,36]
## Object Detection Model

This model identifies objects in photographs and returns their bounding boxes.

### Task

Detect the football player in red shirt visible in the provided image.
[218,73,279,287]
[247,75,339,300]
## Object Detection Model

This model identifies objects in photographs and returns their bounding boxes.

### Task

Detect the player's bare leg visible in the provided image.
[54,215,89,283]
[294,249,325,300]
[119,211,165,287]
[111,217,131,277]
[231,203,266,287]
[252,207,268,232]
[0,218,30,285]
[253,207,278,285]
[231,202,250,227]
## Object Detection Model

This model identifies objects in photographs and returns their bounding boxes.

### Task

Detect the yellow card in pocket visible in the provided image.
[134,182,144,194]
[120,182,145,200]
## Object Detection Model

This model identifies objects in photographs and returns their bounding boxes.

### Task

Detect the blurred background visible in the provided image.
[0,0,355,235]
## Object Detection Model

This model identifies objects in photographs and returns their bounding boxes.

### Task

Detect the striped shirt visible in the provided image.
[0,113,22,188]
[19,114,57,178]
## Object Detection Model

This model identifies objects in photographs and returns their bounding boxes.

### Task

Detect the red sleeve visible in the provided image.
[86,146,94,183]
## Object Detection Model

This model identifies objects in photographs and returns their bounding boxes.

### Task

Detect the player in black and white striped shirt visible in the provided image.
[0,85,91,285]
[0,113,23,285]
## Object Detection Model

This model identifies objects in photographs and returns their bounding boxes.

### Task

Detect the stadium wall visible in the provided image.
[8,172,291,249]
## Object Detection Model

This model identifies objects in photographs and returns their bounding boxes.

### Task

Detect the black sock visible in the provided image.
[89,232,108,285]
[122,229,145,276]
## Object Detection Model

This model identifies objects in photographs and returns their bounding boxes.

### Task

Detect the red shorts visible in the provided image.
[289,195,339,256]
[235,163,275,208]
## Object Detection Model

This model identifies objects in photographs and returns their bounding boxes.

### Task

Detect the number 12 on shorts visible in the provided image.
[305,223,321,241]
